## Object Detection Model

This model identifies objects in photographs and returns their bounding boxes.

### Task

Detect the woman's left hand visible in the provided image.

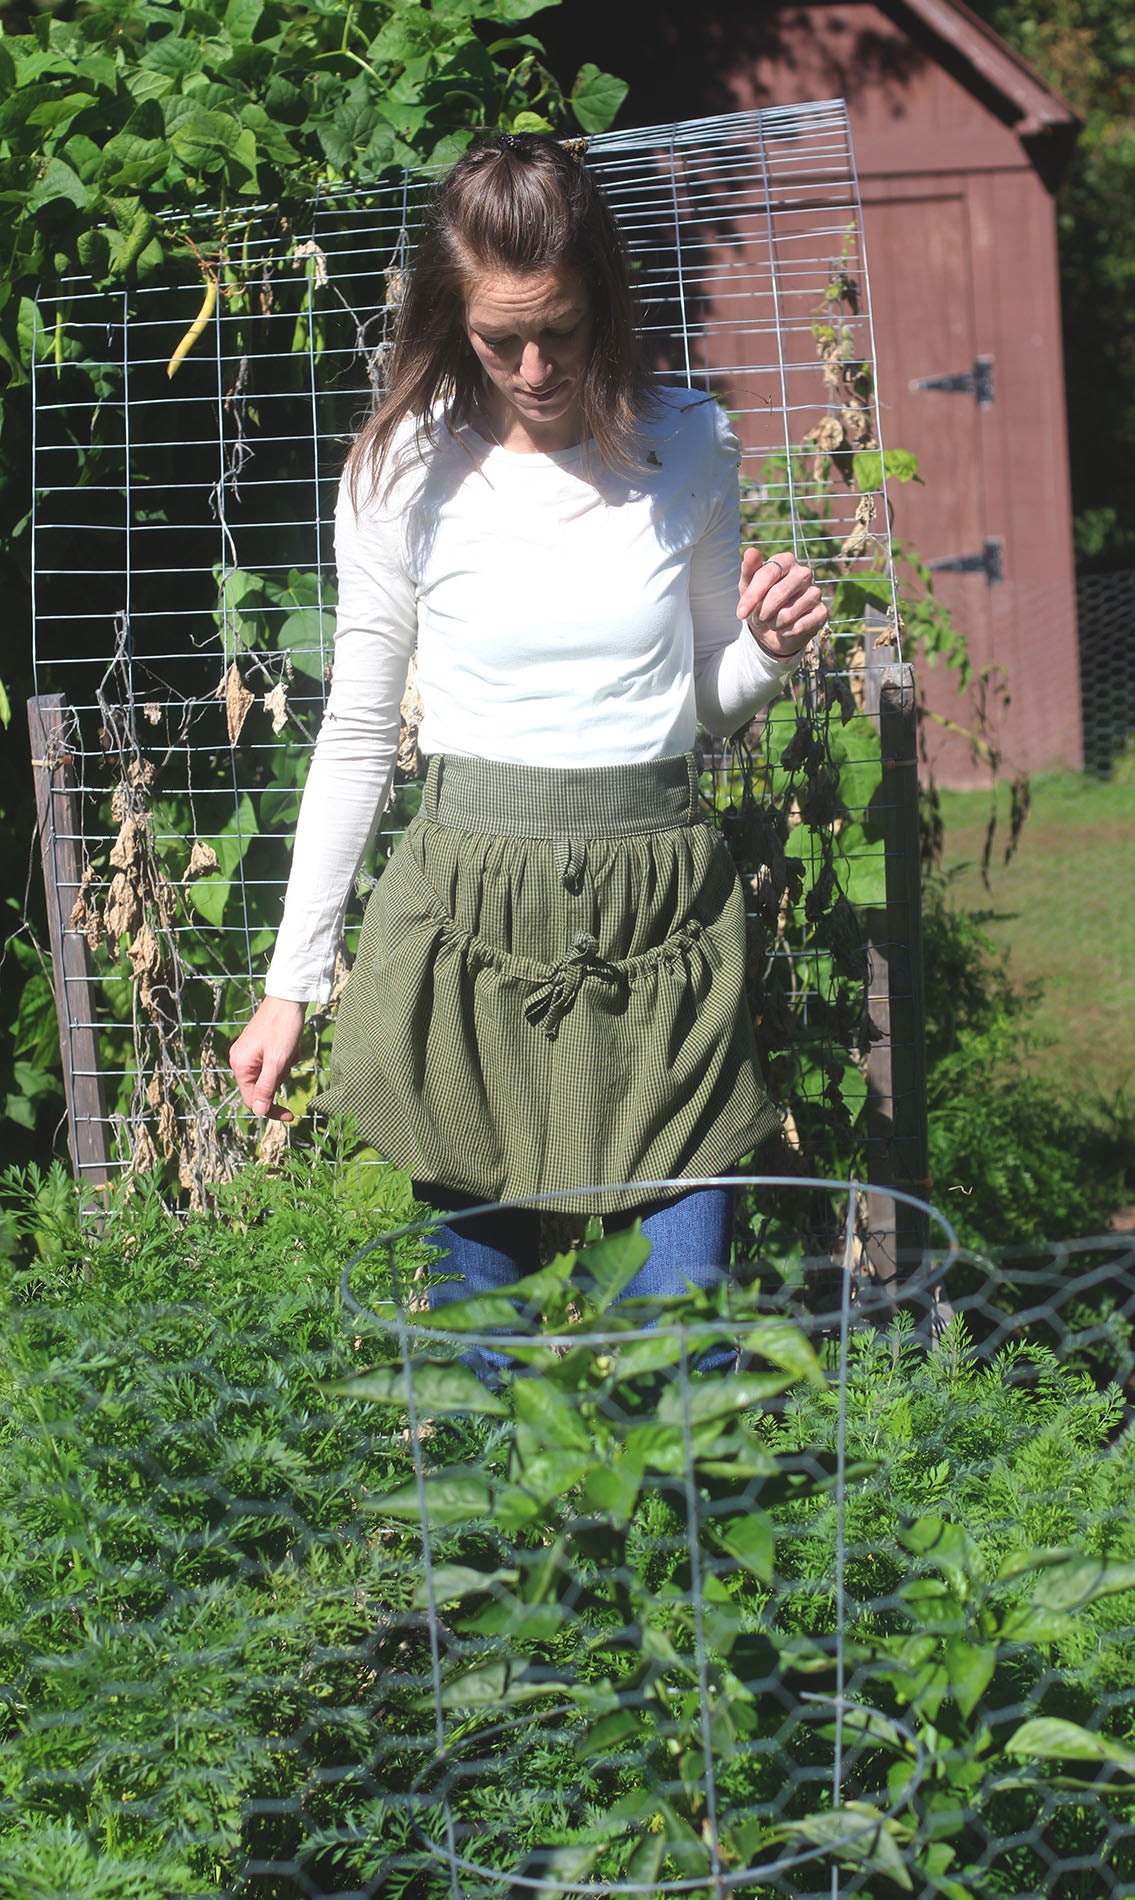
[737,547,827,660]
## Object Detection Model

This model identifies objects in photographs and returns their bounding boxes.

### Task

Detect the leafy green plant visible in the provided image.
[327,1237,1135,1897]
[923,881,1135,1248]
[719,281,908,1184]
[718,259,1025,1200]
[0,1156,80,1278]
[334,1224,833,1892]
[2,1156,1135,1895]
[0,0,622,361]
[0,1151,432,1896]
[0,924,65,1144]
[769,1312,1135,1897]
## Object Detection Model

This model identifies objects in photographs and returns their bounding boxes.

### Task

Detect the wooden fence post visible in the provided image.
[864,663,931,1278]
[27,694,111,1188]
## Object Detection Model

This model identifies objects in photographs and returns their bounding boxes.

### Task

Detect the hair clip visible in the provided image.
[499,133,525,153]
[560,137,590,165]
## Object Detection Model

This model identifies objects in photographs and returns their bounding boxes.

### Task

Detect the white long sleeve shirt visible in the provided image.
[266,387,793,1002]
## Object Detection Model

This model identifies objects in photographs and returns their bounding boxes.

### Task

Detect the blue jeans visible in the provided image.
[415,1183,736,1379]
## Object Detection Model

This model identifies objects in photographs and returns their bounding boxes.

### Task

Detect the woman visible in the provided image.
[230,133,827,1308]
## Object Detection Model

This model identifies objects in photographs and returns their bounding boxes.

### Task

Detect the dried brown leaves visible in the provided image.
[293,238,329,289]
[69,864,104,950]
[397,652,423,777]
[805,304,875,486]
[109,812,148,869]
[111,760,154,823]
[186,840,219,879]
[199,1031,227,1100]
[263,679,289,734]
[146,1076,178,1161]
[257,1117,290,1167]
[325,949,350,1013]
[840,493,877,562]
[126,1123,159,1179]
[802,414,845,480]
[105,871,141,940]
[223,662,255,746]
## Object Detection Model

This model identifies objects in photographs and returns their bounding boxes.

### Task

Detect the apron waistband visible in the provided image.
[421,751,703,838]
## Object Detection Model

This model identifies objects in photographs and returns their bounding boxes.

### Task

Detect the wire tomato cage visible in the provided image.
[337,1174,959,1899]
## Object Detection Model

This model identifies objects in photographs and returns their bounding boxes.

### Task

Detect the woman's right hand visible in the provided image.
[229,996,307,1121]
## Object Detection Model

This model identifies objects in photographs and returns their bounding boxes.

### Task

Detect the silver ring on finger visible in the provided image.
[769,558,785,578]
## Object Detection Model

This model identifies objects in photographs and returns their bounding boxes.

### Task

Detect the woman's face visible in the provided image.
[463,262,593,453]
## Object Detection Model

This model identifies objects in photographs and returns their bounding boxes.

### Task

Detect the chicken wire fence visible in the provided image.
[29,97,925,1233]
[4,1174,1135,1898]
[1078,568,1135,776]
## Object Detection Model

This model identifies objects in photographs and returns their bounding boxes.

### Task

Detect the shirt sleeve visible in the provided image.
[264,464,417,1003]
[689,402,795,737]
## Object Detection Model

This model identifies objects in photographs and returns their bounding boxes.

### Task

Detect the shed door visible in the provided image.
[864,191,995,691]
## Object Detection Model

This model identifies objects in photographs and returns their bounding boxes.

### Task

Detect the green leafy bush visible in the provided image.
[326,1265,1135,1898]
[0,1153,432,1895]
[2,1159,1134,1896]
[924,883,1135,1248]
[772,1316,1135,1897]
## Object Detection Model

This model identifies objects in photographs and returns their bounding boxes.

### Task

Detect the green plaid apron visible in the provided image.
[314,751,778,1213]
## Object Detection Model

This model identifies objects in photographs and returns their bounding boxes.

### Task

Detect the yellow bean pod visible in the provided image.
[166,276,218,379]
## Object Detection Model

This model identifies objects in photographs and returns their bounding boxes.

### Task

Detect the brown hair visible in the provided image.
[346,133,658,496]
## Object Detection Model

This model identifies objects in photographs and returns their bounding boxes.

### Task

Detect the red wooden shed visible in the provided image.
[541,0,1083,782]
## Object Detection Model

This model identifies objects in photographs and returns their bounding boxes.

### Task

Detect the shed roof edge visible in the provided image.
[887,0,1081,130]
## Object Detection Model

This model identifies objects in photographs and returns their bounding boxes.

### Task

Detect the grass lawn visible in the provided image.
[933,770,1135,1102]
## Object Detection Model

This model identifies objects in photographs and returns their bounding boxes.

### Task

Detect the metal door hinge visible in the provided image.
[928,537,1004,584]
[910,355,994,407]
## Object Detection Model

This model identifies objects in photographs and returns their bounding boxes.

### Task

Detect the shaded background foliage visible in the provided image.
[960,0,1135,572]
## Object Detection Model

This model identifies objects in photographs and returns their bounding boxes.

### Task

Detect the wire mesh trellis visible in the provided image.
[3,1168,1135,1897]
[30,98,919,1220]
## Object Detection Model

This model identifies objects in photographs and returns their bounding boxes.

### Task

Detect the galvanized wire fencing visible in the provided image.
[28,98,923,1234]
[915,565,1135,786]
[921,566,1135,1122]
[3,1172,1134,1897]
[1078,567,1135,776]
